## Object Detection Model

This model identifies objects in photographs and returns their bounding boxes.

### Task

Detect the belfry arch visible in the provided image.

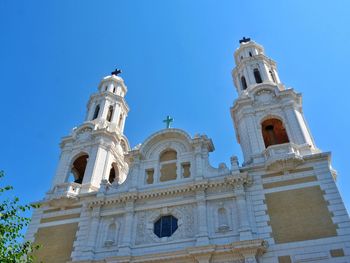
[261,118,289,148]
[108,163,119,184]
[69,154,89,184]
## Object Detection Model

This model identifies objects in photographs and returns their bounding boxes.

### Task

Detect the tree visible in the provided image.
[0,170,40,263]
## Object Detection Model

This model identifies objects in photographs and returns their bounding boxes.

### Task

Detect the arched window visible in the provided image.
[249,51,252,57]
[92,105,100,120]
[108,163,118,184]
[107,106,114,122]
[159,149,177,182]
[254,68,262,83]
[69,154,89,184]
[261,118,290,148]
[241,76,247,90]
[113,86,116,93]
[218,207,229,230]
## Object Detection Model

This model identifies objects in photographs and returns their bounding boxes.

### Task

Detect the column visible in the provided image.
[234,183,252,241]
[85,206,101,256]
[196,189,209,246]
[101,149,112,181]
[194,147,203,179]
[119,200,134,256]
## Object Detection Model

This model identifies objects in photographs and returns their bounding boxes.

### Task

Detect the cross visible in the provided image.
[111,68,122,76]
[239,37,251,44]
[163,115,174,129]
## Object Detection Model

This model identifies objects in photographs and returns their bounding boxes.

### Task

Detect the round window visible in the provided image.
[154,215,178,238]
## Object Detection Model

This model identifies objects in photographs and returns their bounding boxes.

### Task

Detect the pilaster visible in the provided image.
[118,200,135,256]
[196,188,209,246]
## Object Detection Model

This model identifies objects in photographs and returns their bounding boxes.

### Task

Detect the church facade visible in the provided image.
[26,39,350,263]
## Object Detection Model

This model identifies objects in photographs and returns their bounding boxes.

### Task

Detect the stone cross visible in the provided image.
[239,37,251,44]
[163,115,174,129]
[111,69,122,76]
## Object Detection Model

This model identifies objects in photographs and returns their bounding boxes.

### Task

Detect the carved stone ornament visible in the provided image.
[135,205,195,245]
[254,89,276,105]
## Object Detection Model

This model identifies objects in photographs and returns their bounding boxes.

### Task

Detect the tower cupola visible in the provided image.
[86,71,129,134]
[232,38,281,96]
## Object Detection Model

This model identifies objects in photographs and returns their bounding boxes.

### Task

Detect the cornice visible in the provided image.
[97,238,267,263]
[88,173,250,207]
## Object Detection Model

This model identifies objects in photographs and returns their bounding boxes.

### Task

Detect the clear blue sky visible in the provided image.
[1,1,349,212]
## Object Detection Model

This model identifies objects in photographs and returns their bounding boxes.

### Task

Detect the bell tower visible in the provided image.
[48,70,130,196]
[231,38,319,168]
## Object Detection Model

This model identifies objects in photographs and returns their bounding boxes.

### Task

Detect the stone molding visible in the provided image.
[69,239,267,263]
[88,173,250,207]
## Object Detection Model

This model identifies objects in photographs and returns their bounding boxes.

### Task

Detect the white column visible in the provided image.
[51,149,71,187]
[101,149,112,181]
[111,104,121,123]
[196,189,209,246]
[100,99,109,119]
[283,106,303,144]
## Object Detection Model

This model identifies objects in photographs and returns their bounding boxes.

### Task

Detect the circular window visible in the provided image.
[154,215,178,238]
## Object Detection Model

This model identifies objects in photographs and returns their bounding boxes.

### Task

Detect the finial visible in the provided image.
[163,115,174,129]
[239,37,251,44]
[111,68,122,76]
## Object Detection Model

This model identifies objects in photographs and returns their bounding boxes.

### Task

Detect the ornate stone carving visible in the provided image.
[135,205,195,245]
[254,89,276,106]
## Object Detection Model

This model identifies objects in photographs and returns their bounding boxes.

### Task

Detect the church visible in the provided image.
[25,39,350,263]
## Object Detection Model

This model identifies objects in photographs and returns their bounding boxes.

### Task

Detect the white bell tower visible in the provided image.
[231,38,319,168]
[48,70,130,196]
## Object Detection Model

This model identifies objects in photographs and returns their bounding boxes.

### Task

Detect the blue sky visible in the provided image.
[0,0,350,212]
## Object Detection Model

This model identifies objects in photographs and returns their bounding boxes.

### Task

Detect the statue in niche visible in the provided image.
[105,222,117,246]
[218,207,229,232]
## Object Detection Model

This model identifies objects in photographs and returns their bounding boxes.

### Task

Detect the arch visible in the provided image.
[108,163,119,184]
[261,118,289,148]
[241,76,247,90]
[107,106,114,122]
[159,149,177,182]
[69,153,89,184]
[254,68,263,83]
[140,128,194,160]
[92,105,100,120]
